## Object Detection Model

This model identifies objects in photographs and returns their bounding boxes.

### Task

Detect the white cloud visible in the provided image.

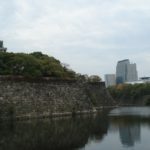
[0,0,150,79]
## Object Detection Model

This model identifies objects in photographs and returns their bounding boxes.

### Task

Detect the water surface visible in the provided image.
[0,107,150,150]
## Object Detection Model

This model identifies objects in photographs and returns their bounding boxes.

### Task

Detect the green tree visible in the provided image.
[88,75,101,82]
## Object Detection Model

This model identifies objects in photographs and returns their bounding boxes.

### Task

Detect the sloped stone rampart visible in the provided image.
[0,77,115,119]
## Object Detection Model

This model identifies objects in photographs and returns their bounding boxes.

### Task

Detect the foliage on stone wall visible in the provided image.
[0,51,102,82]
[0,51,76,78]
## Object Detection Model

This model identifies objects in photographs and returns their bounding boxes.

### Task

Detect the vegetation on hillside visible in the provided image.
[108,83,150,105]
[0,51,75,78]
[0,51,101,81]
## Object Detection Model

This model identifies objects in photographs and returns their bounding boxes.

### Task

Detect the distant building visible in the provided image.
[140,77,150,82]
[116,59,138,84]
[126,77,150,84]
[105,74,116,87]
[127,63,138,82]
[0,41,7,52]
[116,59,129,84]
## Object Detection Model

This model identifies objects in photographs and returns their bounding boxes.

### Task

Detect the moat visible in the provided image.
[0,107,150,150]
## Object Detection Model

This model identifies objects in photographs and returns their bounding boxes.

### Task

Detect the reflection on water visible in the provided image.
[0,111,109,150]
[119,119,140,147]
[0,107,150,150]
[110,116,141,147]
[109,107,150,117]
[108,107,150,150]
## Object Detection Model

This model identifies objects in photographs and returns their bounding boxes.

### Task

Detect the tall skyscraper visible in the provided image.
[116,59,138,84]
[127,63,138,82]
[105,74,116,87]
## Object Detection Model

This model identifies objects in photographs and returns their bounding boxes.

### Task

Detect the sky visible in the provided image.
[0,0,150,80]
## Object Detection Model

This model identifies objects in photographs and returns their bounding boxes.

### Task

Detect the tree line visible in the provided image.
[0,51,101,82]
[108,83,150,105]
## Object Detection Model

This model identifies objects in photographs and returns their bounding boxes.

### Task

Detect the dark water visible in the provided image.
[0,107,150,150]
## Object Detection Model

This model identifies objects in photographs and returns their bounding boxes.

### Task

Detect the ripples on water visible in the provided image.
[0,107,150,150]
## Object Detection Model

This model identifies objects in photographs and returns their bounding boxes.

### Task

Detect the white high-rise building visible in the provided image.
[127,63,138,82]
[116,59,138,84]
[105,74,116,87]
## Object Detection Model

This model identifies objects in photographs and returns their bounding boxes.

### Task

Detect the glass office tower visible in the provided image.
[116,59,138,84]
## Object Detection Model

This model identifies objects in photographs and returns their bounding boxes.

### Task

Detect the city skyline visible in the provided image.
[0,0,150,79]
[116,59,138,84]
[105,59,138,86]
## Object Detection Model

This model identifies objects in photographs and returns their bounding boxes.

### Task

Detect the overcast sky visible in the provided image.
[0,0,150,80]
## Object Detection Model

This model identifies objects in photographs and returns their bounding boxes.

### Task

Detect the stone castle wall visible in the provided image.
[0,77,115,119]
